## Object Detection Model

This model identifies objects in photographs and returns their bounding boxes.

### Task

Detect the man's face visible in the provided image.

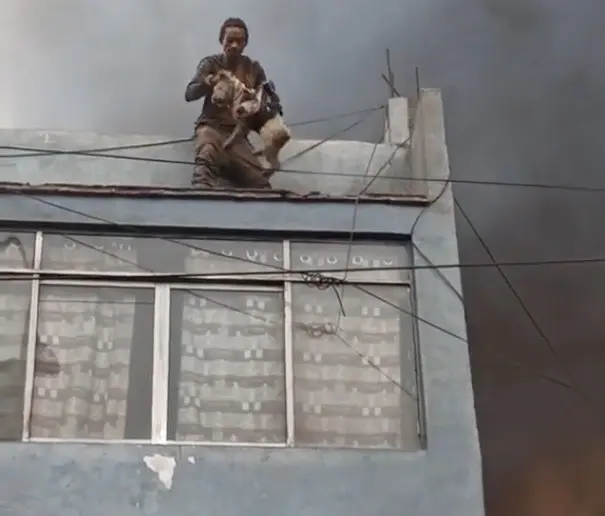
[222,27,247,60]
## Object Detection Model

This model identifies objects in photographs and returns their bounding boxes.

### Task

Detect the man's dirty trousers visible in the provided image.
[192,125,271,189]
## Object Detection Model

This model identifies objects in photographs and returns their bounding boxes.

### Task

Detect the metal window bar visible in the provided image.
[0,267,411,286]
[163,283,282,292]
[151,284,170,443]
[0,232,414,287]
[20,270,289,282]
[406,280,428,447]
[21,231,43,440]
[29,437,287,448]
[38,280,157,288]
[161,282,289,446]
[282,241,295,446]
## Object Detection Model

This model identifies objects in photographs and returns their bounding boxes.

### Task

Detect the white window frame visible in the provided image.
[3,231,419,448]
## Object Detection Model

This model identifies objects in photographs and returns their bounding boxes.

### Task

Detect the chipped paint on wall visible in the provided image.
[143,454,176,490]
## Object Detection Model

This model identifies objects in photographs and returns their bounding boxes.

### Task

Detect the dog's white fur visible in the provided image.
[208,70,291,171]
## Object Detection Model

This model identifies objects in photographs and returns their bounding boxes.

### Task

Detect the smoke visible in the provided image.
[5,0,605,511]
[0,0,423,139]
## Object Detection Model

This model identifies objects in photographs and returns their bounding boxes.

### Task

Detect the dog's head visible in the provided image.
[209,70,236,108]
[235,98,260,118]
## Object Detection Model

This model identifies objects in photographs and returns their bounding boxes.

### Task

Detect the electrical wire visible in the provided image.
[330,136,382,379]
[0,197,452,397]
[340,134,412,290]
[287,105,386,128]
[335,135,411,360]
[7,142,605,196]
[0,222,592,398]
[2,186,604,400]
[0,105,385,160]
[352,283,583,396]
[400,159,589,400]
[3,99,605,195]
[0,135,504,397]
[277,106,384,166]
[338,138,382,317]
[412,242,463,302]
[410,167,451,235]
[1,244,605,283]
[451,196,592,402]
[1,98,600,406]
[0,106,383,185]
[4,228,414,396]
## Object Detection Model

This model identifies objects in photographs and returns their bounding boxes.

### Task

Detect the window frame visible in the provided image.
[1,231,420,448]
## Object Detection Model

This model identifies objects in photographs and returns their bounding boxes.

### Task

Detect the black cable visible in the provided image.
[0,205,425,400]
[22,170,605,402]
[337,135,411,355]
[0,105,385,160]
[280,107,384,166]
[7,141,605,195]
[340,136,412,288]
[407,164,463,301]
[2,195,603,401]
[410,169,451,235]
[453,197,556,353]
[404,169,588,399]
[0,230,587,400]
[333,332,416,401]
[352,284,582,396]
[1,252,605,283]
[0,138,193,159]
[0,107,383,182]
[339,138,382,319]
[412,242,463,302]
[452,196,591,404]
[18,193,602,400]
[287,105,385,128]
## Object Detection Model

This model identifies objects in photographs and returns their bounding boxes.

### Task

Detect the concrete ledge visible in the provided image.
[0,133,417,196]
[0,98,426,197]
[0,191,422,235]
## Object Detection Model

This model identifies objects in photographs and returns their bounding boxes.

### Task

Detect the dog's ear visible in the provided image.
[215,70,231,81]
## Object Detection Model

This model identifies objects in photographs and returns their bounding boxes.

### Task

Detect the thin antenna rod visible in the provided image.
[386,49,396,97]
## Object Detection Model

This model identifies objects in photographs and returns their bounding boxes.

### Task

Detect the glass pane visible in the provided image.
[292,284,419,450]
[179,239,283,275]
[168,289,285,443]
[30,286,155,440]
[0,281,31,439]
[41,234,283,276]
[0,232,35,268]
[41,234,145,272]
[291,241,410,283]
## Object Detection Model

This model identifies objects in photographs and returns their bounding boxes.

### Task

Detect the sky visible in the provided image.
[4,0,605,513]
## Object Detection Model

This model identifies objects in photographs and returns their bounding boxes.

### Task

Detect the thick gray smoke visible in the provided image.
[1,0,424,140]
[5,0,605,512]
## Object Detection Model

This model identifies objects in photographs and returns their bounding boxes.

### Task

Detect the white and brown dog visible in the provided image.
[207,69,291,172]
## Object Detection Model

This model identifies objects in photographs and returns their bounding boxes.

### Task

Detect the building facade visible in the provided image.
[0,90,484,516]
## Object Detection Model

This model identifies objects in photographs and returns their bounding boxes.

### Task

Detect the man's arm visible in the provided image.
[253,61,268,89]
[185,57,215,102]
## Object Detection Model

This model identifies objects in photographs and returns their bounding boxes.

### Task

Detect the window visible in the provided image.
[0,230,421,450]
[31,285,155,440]
[168,288,285,444]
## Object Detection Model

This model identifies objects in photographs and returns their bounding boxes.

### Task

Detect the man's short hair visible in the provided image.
[219,17,249,44]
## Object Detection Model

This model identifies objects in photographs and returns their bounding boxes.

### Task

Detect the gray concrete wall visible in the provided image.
[0,98,424,197]
[0,90,483,516]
